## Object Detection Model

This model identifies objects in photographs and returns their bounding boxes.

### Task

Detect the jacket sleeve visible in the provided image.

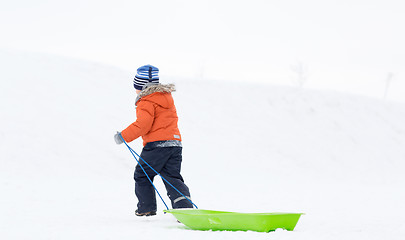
[121,101,155,143]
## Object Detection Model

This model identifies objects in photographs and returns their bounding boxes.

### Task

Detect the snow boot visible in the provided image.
[135,209,156,217]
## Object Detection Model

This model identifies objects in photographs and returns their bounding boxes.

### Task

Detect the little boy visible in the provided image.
[114,65,193,216]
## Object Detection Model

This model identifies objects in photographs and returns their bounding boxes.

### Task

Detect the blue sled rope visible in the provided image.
[120,135,198,210]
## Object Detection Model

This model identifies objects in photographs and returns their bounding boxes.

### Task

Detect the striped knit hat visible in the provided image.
[133,65,159,90]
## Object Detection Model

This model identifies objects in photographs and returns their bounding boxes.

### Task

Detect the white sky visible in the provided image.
[1,0,404,102]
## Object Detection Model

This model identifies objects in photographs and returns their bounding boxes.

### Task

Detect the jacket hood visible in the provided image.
[135,83,176,108]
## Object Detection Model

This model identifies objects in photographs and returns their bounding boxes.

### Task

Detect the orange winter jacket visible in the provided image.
[121,84,182,146]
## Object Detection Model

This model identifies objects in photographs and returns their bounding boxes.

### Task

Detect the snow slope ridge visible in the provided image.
[1,51,405,240]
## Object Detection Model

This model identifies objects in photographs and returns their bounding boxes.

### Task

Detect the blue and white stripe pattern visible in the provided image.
[133,65,159,90]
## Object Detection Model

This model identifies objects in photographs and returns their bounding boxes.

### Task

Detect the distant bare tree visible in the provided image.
[290,61,308,88]
[383,72,394,100]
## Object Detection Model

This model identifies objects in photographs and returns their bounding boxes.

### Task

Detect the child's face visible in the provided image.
[136,89,141,94]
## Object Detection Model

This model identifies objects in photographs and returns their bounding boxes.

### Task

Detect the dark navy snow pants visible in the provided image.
[134,142,192,213]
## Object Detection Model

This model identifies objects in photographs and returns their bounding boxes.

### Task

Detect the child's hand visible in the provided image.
[114,132,124,145]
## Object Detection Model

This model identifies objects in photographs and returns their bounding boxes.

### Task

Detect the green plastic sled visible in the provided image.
[164,209,304,232]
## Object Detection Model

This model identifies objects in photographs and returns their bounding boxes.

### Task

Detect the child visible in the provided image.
[114,65,193,216]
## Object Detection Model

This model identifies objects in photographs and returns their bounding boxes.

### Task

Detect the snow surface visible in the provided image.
[1,50,405,239]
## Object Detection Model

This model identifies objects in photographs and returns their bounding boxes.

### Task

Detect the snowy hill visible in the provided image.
[1,50,405,240]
